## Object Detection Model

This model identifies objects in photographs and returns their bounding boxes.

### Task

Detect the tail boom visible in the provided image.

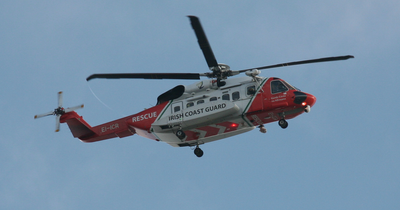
[60,111,136,143]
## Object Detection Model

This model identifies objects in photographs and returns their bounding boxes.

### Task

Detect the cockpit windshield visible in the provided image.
[271,80,300,94]
[282,80,300,91]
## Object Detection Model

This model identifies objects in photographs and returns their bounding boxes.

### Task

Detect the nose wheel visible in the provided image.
[278,119,288,129]
[194,146,204,157]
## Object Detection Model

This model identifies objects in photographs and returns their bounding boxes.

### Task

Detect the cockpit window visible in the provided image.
[247,85,256,95]
[271,80,289,94]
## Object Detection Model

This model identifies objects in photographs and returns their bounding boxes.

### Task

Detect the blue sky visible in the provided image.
[1,0,399,209]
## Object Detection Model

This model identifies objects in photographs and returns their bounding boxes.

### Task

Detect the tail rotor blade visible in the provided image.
[35,91,84,132]
[65,104,84,113]
[58,91,63,107]
[55,115,61,132]
[34,111,54,119]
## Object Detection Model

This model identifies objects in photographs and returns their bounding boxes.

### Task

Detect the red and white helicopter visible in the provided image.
[35,16,353,157]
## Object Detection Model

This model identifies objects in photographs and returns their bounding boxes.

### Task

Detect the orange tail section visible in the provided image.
[60,111,136,143]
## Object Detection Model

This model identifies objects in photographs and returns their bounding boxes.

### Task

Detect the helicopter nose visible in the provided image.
[305,93,316,107]
[293,91,307,104]
[293,91,316,107]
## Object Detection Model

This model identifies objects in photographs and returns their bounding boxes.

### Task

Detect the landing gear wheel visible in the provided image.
[278,119,288,129]
[176,130,186,140]
[194,146,204,157]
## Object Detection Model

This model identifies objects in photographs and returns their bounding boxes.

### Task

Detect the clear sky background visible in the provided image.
[1,0,399,209]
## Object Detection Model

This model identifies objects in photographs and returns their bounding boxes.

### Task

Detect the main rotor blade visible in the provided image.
[87,73,201,81]
[238,55,354,72]
[188,16,218,69]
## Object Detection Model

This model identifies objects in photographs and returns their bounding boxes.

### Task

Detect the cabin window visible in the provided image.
[247,85,256,95]
[174,106,181,112]
[197,100,204,105]
[210,97,217,101]
[186,102,194,108]
[222,94,230,100]
[271,80,288,94]
[232,91,240,101]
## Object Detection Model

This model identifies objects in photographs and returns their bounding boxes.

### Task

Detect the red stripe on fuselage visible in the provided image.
[183,130,200,141]
[197,126,220,137]
[216,122,239,133]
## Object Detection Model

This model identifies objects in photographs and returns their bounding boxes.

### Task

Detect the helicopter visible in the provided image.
[35,16,353,157]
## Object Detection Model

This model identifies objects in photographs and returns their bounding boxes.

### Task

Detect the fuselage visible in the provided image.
[59,75,315,146]
[125,76,316,147]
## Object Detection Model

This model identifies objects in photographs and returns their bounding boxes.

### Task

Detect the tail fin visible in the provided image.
[60,111,96,140]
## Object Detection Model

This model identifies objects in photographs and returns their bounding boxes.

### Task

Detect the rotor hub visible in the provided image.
[213,63,230,71]
[207,63,240,80]
[54,107,65,116]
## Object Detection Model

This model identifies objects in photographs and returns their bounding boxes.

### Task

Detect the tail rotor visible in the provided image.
[34,91,84,132]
